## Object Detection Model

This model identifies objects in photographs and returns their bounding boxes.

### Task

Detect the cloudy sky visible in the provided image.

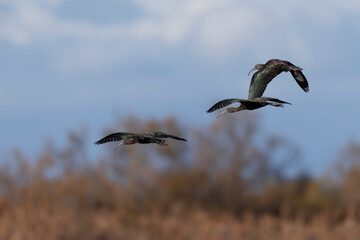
[1,0,360,175]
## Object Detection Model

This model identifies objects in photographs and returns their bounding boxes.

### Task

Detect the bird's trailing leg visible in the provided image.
[256,97,291,105]
[154,138,168,146]
[156,141,168,146]
[157,142,168,146]
[266,102,284,108]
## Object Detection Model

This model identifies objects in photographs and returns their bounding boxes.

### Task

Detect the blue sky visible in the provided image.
[1,0,360,175]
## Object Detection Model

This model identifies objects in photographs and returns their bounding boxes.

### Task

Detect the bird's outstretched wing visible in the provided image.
[248,72,280,99]
[206,98,244,113]
[150,131,187,141]
[94,132,137,145]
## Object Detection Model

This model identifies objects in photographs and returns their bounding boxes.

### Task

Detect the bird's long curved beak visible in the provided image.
[248,67,257,76]
[216,110,228,119]
[114,142,125,150]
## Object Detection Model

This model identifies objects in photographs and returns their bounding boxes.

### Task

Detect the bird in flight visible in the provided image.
[95,131,187,149]
[247,59,309,99]
[207,97,291,118]
[207,59,308,118]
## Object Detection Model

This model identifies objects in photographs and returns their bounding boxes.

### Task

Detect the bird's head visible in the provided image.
[248,64,264,76]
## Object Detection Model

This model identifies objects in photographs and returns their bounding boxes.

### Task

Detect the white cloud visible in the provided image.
[1,0,359,44]
[0,0,359,71]
[193,5,262,56]
[302,0,360,26]
[0,1,64,44]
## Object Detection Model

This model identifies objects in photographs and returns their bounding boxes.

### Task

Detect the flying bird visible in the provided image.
[95,131,187,149]
[247,59,309,99]
[207,97,291,118]
[207,59,308,118]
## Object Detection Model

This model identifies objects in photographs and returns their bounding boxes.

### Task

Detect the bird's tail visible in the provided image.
[150,132,187,141]
[256,97,292,105]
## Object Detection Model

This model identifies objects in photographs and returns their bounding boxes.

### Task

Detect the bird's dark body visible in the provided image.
[241,101,268,110]
[136,137,158,144]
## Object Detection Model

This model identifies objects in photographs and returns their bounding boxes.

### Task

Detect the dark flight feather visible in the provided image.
[207,99,243,113]
[94,132,137,145]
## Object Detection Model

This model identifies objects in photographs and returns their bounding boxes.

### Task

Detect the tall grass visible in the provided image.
[1,115,360,239]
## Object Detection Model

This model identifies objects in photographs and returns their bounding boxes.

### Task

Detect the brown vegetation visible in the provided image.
[1,114,360,239]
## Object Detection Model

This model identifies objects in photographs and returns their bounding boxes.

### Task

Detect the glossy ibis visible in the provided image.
[95,131,187,149]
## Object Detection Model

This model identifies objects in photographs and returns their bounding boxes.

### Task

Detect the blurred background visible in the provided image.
[1,0,360,239]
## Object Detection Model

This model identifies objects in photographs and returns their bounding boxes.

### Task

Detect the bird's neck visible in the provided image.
[228,105,245,113]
